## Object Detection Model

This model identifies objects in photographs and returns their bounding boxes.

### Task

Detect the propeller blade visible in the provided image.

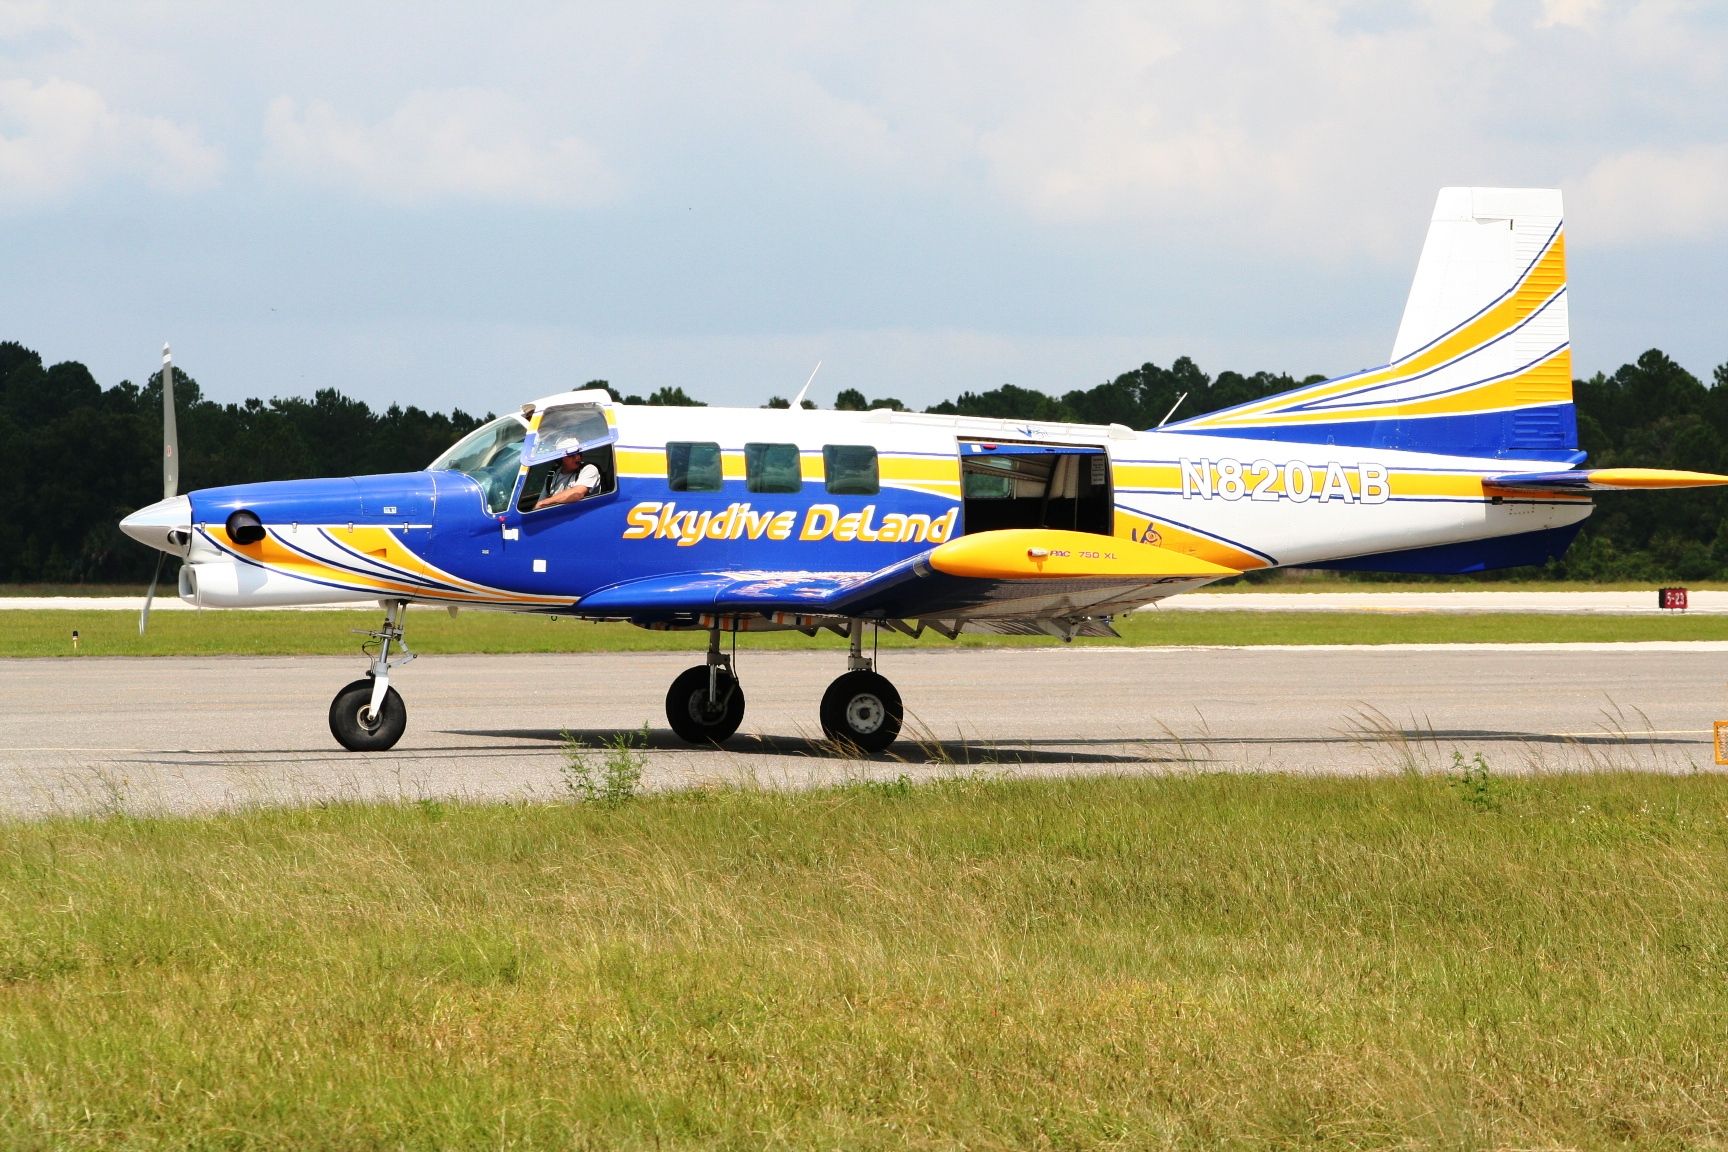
[140,341,180,635]
[140,552,165,636]
[162,343,179,499]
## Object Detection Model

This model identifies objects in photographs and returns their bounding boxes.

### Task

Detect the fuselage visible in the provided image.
[121,388,1594,621]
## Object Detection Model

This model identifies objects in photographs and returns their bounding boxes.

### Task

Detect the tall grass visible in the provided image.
[2,772,1725,1149]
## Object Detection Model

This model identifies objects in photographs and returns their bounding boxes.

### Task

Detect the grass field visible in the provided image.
[5,607,1728,658]
[2,771,1725,1149]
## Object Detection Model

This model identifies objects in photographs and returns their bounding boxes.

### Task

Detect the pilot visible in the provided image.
[540,445,602,506]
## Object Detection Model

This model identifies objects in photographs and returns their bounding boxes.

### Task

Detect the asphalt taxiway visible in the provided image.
[5,645,1726,816]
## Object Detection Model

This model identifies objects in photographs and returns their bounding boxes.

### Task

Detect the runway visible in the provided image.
[6,645,1726,816]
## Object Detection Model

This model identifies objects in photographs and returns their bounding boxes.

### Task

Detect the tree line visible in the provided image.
[2,338,1723,585]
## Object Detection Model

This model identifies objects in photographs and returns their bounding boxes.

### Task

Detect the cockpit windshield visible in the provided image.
[429,414,528,514]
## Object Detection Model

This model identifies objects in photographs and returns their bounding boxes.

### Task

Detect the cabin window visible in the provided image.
[667,441,723,492]
[823,445,879,495]
[745,442,803,493]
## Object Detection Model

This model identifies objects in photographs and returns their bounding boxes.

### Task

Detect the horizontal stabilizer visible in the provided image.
[1485,467,1728,493]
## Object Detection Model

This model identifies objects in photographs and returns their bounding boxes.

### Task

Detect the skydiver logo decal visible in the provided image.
[623,502,957,547]
[1179,459,1390,504]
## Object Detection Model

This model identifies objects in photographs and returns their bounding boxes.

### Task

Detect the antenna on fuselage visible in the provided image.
[1156,392,1189,428]
[790,360,822,409]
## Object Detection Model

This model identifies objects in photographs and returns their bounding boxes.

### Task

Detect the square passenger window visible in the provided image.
[823,445,879,495]
[667,441,722,492]
[745,442,803,493]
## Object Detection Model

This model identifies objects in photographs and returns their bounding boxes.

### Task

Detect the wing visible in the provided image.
[1485,467,1728,493]
[576,528,1240,634]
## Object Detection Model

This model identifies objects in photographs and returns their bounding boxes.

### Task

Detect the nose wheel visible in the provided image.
[329,600,414,752]
[329,677,407,751]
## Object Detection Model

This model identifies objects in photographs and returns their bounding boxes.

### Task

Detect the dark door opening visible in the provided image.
[957,440,1112,535]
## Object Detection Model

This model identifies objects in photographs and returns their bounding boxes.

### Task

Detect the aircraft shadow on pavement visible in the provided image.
[445,725,1706,767]
[106,725,1704,769]
[446,727,1171,766]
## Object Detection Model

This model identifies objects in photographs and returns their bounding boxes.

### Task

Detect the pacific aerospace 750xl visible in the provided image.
[120,188,1728,752]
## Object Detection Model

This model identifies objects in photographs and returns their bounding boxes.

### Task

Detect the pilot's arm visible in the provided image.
[572,463,601,499]
[542,464,601,506]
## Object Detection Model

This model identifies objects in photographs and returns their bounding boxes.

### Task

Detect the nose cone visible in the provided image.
[121,494,192,555]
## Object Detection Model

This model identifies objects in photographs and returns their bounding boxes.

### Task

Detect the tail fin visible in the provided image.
[1168,187,1579,462]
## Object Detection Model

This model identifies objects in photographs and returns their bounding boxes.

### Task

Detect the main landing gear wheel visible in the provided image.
[819,670,902,754]
[329,676,407,752]
[666,665,745,744]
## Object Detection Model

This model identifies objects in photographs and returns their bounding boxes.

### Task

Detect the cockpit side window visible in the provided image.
[429,414,529,515]
[515,401,619,513]
[519,444,616,513]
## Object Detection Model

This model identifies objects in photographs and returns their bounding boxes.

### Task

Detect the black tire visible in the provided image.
[819,670,903,754]
[329,677,407,752]
[665,665,745,745]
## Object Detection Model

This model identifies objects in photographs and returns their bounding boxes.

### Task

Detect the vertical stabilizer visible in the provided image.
[1392,188,1567,365]
[1168,187,1577,461]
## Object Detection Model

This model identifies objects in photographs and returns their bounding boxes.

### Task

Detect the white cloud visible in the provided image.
[261,90,620,208]
[1537,0,1604,29]
[1572,143,1728,242]
[0,77,222,205]
[0,0,54,37]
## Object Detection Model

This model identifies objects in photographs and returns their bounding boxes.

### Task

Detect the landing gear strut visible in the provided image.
[665,625,746,744]
[329,600,413,752]
[819,621,902,753]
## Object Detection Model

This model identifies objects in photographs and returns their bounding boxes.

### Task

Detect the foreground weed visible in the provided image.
[559,723,648,806]
[844,772,915,798]
[1448,750,1502,812]
[1339,703,1439,778]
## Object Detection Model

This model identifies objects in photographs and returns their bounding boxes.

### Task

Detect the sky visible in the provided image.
[3,0,1727,417]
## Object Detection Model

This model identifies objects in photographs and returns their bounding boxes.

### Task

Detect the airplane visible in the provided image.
[120,187,1728,754]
